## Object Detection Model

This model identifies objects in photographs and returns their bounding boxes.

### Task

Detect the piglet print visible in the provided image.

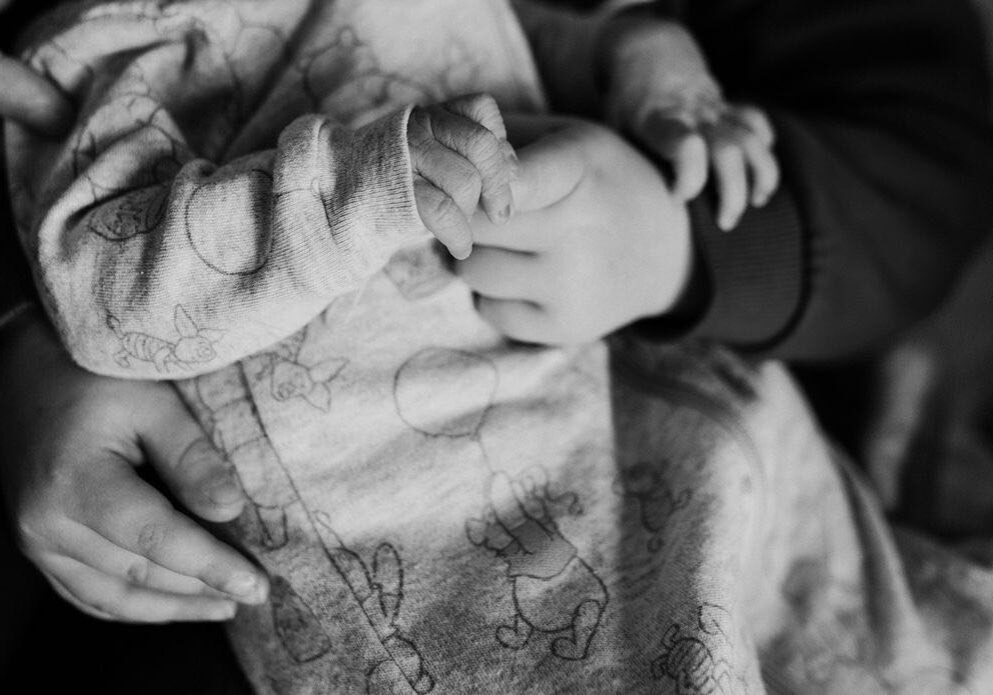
[257,327,348,412]
[108,305,223,372]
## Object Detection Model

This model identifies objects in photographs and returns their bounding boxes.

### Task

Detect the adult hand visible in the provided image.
[0,310,269,622]
[458,115,693,345]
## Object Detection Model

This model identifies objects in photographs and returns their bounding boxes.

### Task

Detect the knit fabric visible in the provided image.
[5,0,542,376]
[7,1,993,693]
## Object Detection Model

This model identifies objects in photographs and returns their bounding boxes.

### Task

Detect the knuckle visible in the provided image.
[125,559,151,587]
[196,561,226,587]
[469,130,503,163]
[136,519,169,556]
[14,508,55,550]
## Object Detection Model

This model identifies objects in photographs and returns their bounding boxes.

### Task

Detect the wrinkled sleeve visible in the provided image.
[6,18,424,379]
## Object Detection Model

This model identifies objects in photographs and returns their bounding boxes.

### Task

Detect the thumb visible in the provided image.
[0,54,73,137]
[135,385,247,523]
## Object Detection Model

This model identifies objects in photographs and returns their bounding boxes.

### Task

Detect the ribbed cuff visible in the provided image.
[348,105,424,256]
[634,185,805,350]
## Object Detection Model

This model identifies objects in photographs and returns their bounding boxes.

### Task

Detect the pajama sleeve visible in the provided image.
[646,0,993,360]
[5,14,425,379]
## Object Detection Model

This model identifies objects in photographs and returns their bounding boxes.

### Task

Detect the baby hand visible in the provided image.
[603,20,779,230]
[0,312,269,622]
[407,94,517,260]
[637,104,779,231]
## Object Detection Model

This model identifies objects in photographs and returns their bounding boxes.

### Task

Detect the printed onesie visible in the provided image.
[8,1,993,693]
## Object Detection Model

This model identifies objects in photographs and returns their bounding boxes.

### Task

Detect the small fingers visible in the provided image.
[431,100,517,224]
[637,112,707,200]
[731,105,775,147]
[42,560,237,624]
[441,93,507,140]
[37,538,219,599]
[712,145,747,231]
[668,133,708,201]
[741,135,780,207]
[80,471,268,605]
[137,385,246,523]
[705,108,780,223]
[703,122,748,231]
[413,177,473,260]
[168,438,245,522]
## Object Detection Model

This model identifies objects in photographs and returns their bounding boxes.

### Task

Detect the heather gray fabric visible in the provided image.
[7,1,993,692]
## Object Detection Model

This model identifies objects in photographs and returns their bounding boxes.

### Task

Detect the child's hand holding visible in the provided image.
[407,94,518,260]
[458,116,692,346]
[602,18,779,230]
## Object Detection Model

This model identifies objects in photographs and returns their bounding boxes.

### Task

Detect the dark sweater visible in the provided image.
[645,0,993,360]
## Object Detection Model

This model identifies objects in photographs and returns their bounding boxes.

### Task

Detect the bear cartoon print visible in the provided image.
[467,471,608,661]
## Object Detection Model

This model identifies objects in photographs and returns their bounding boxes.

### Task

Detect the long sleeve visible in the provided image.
[5,7,426,379]
[513,0,658,116]
[0,159,36,329]
[668,0,993,360]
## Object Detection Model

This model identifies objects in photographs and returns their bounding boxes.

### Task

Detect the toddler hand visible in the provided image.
[0,312,269,622]
[603,19,779,230]
[407,94,517,260]
[458,116,692,345]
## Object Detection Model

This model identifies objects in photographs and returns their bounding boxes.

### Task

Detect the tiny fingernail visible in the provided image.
[210,602,237,621]
[496,203,512,224]
[206,475,243,505]
[226,572,260,599]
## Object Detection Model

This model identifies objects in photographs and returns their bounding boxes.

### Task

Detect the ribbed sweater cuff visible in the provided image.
[635,187,804,350]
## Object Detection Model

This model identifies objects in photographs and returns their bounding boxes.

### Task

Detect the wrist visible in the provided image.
[594,3,663,96]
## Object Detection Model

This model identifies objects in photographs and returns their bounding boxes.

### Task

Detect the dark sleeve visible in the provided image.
[0,150,36,324]
[0,8,52,326]
[646,0,993,360]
